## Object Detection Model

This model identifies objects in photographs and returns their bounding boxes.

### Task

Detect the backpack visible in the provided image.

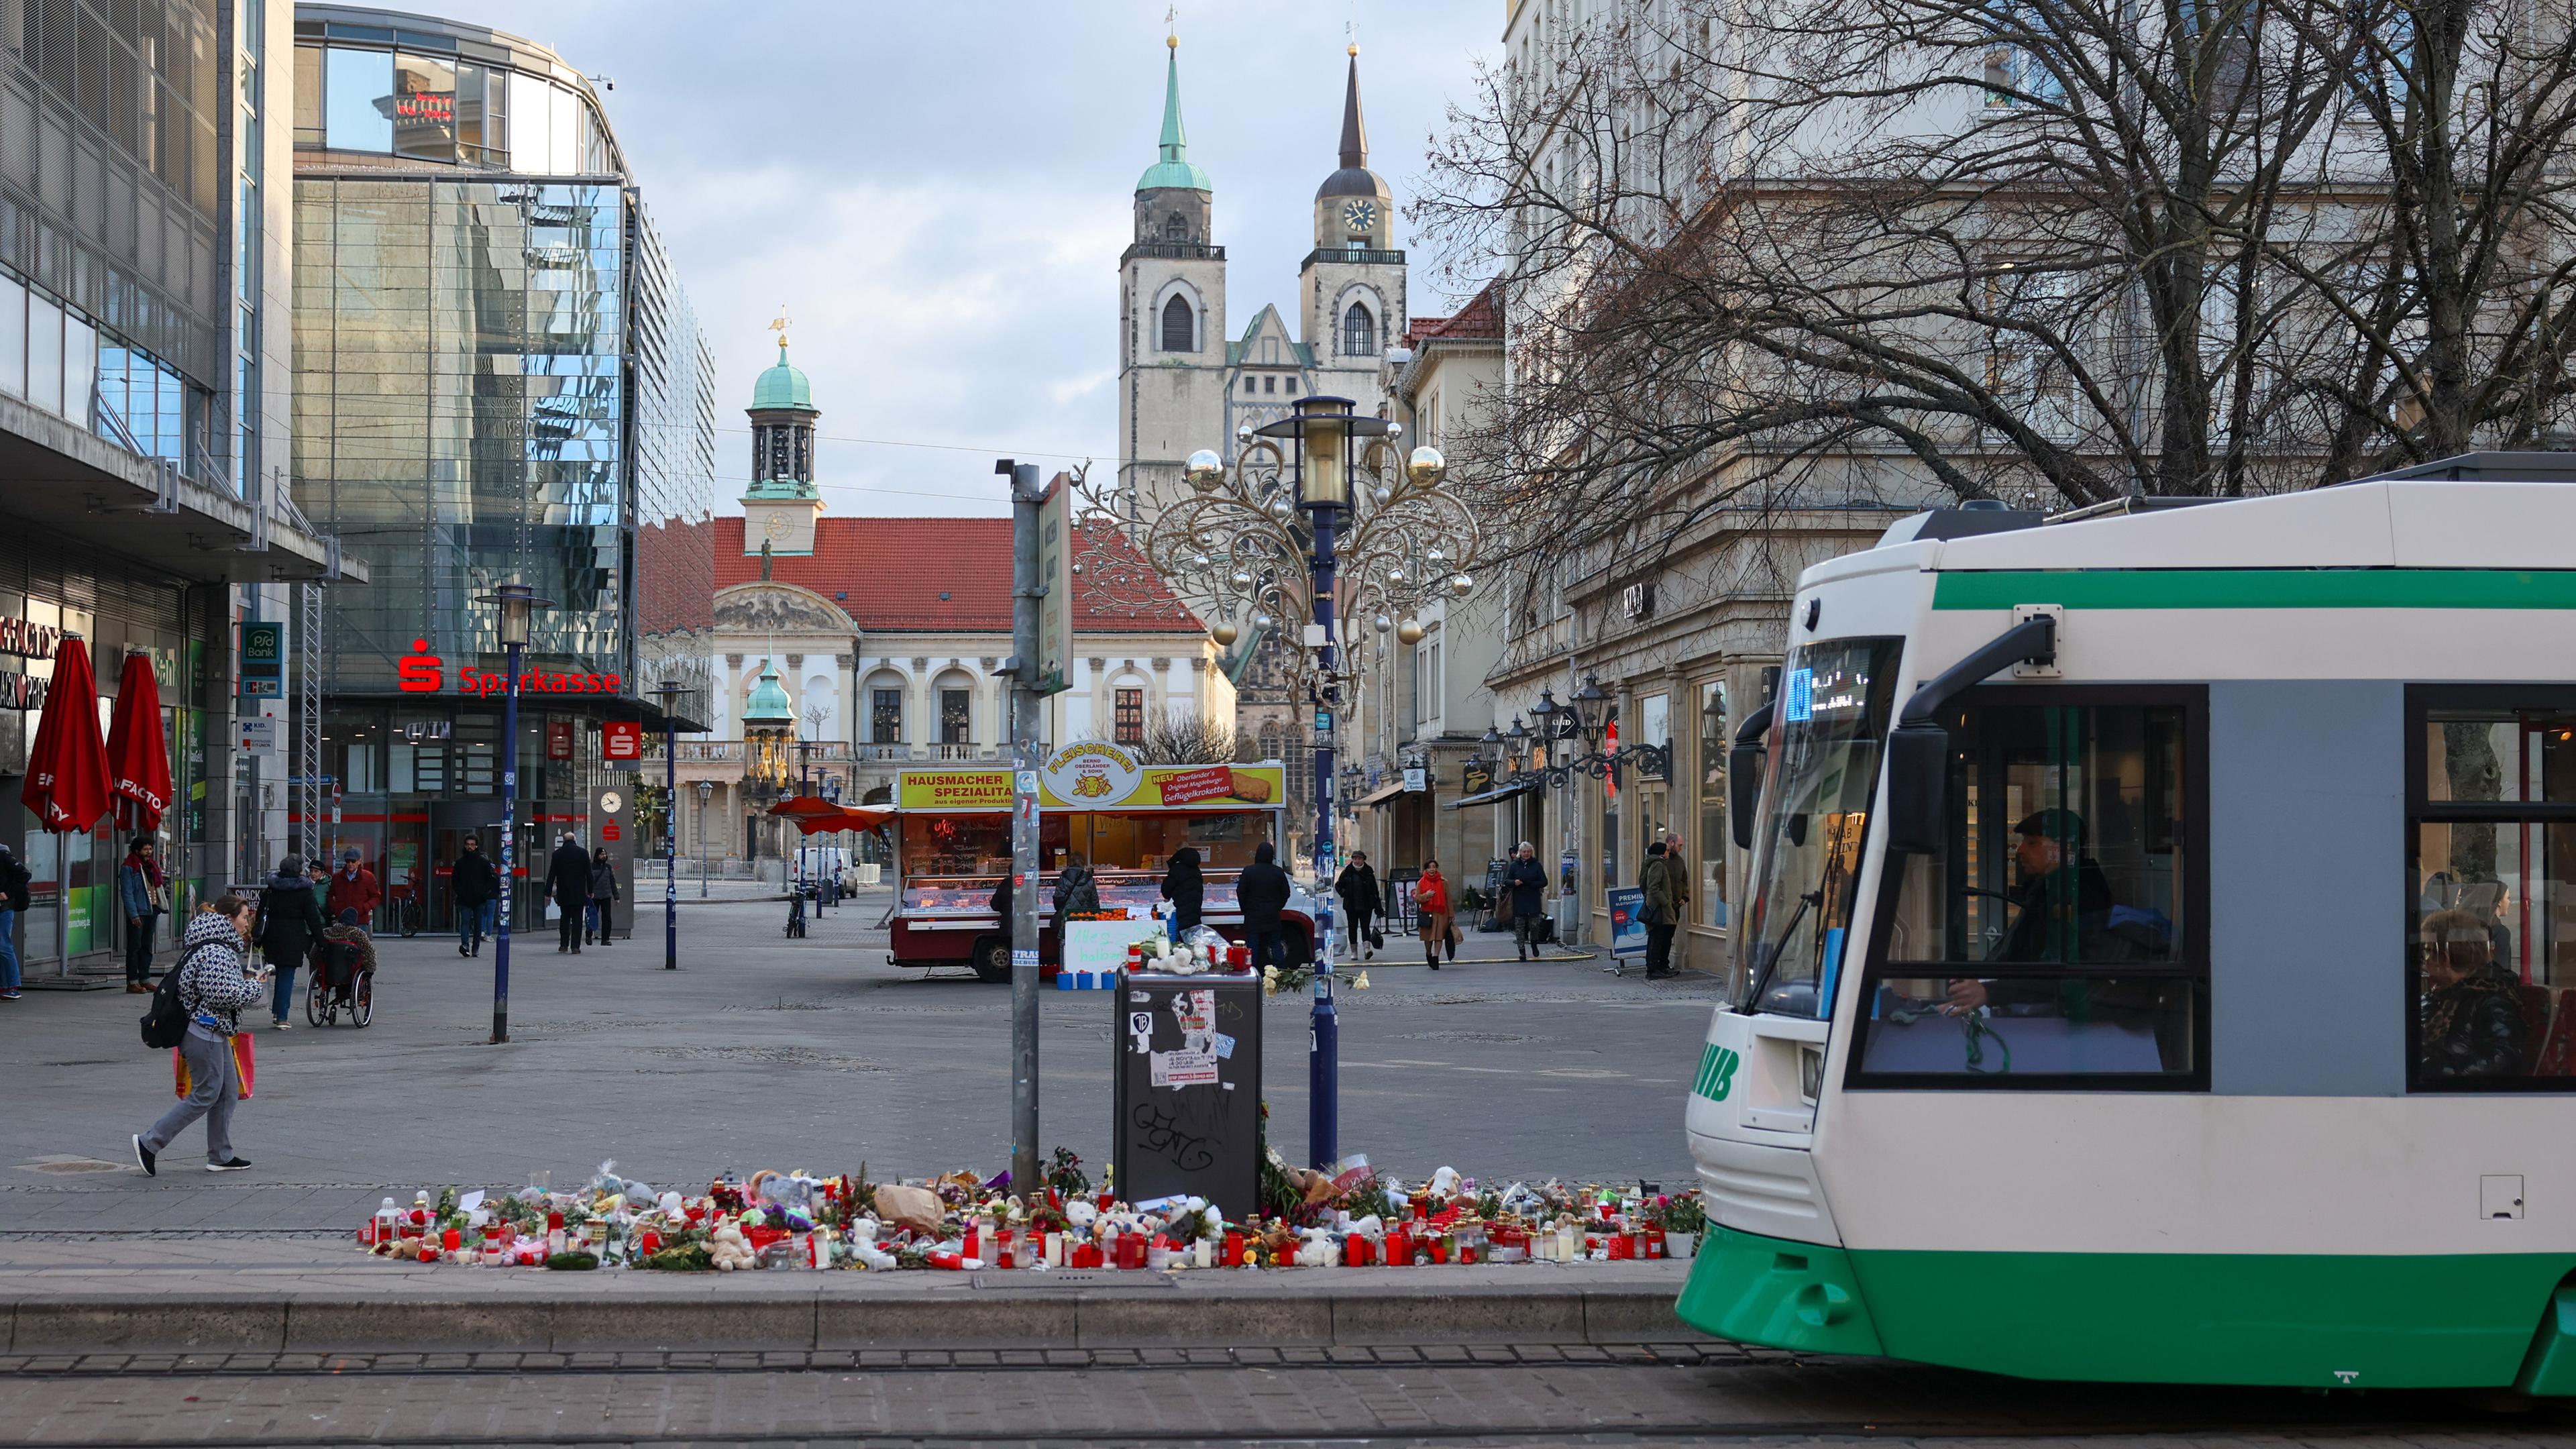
[139,941,215,1050]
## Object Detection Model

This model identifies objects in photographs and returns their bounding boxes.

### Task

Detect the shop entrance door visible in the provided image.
[427,800,502,934]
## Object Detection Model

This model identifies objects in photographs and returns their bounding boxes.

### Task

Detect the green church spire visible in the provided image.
[1136,34,1212,194]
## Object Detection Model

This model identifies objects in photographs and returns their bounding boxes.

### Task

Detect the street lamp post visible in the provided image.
[476,582,552,1045]
[1088,394,1472,1171]
[649,680,692,971]
[694,779,714,899]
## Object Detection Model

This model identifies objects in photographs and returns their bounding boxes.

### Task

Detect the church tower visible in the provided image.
[1116,32,1229,525]
[742,326,823,555]
[1298,46,1403,416]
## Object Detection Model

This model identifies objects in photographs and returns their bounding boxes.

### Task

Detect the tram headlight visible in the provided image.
[1799,1044,1823,1104]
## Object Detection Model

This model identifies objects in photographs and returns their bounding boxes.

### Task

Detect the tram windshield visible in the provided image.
[1737,637,1902,1017]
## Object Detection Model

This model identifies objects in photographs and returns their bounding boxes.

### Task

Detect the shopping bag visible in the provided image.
[171,1034,256,1101]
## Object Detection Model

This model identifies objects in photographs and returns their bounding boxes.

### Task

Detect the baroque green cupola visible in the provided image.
[741,657,793,727]
[743,321,824,555]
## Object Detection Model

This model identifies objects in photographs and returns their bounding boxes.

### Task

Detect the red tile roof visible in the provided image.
[1405,278,1504,347]
[706,517,1201,633]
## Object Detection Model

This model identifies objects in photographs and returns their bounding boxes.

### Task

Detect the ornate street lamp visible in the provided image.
[474,582,552,1045]
[1067,396,1479,1173]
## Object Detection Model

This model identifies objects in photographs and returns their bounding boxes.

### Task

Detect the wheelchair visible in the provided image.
[305,941,376,1028]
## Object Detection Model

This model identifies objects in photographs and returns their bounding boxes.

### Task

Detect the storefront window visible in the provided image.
[1699,680,1728,927]
[390,52,457,161]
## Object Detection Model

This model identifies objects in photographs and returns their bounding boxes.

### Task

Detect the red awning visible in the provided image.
[21,638,111,835]
[105,651,172,833]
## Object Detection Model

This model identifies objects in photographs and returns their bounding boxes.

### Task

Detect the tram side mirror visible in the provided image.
[1729,740,1764,851]
[1884,724,1948,856]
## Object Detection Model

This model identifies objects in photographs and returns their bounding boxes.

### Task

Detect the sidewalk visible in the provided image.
[0,1235,1697,1354]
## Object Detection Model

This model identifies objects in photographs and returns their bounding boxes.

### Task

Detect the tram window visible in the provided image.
[2408,694,2576,1091]
[1737,637,1902,1018]
[1853,692,2205,1086]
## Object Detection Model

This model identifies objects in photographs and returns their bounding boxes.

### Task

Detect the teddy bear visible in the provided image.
[709,1223,758,1272]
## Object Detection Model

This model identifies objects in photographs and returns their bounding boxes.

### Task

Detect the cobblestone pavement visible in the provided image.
[1,898,1723,1234]
[0,1350,2567,1446]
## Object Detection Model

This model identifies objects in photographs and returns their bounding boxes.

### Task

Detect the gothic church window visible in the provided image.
[1161,294,1195,353]
[1343,303,1376,357]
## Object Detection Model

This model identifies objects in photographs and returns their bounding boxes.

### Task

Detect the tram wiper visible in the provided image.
[1742,889,1824,1016]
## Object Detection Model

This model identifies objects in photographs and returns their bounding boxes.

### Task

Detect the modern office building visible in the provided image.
[290,5,714,929]
[0,0,346,975]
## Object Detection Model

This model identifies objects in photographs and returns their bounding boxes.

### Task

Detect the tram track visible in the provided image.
[0,1354,2563,1449]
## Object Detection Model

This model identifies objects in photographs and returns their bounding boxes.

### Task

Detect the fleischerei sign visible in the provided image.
[896,743,1283,812]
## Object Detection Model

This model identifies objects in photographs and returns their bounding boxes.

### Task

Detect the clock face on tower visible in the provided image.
[1342,199,1377,236]
[764,514,792,541]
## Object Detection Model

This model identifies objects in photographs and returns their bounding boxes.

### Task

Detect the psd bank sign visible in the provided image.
[396,640,625,698]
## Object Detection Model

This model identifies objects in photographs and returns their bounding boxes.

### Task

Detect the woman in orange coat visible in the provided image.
[1413,859,1454,971]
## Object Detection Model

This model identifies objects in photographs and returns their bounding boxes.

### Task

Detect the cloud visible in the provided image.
[444,0,1500,516]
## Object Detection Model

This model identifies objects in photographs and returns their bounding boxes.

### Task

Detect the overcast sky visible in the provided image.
[455,1,1501,517]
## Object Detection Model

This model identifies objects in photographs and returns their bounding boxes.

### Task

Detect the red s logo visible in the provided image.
[396,639,443,694]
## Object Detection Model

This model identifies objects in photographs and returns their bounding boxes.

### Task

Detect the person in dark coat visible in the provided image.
[585,849,621,946]
[1334,852,1382,961]
[1505,842,1550,961]
[1236,841,1294,972]
[450,837,498,958]
[1052,853,1101,918]
[2420,907,2529,1079]
[546,834,592,953]
[1159,847,1204,941]
[254,856,326,1030]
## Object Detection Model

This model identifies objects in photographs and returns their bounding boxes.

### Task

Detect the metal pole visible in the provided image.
[664,712,678,970]
[1308,500,1340,1172]
[1005,459,1043,1198]
[698,784,710,899]
[492,640,521,1044]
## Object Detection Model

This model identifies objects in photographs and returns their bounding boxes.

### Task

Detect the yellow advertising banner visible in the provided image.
[896,747,1287,812]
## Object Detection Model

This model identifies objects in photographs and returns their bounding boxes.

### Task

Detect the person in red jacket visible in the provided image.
[324,848,381,928]
[1413,860,1454,971]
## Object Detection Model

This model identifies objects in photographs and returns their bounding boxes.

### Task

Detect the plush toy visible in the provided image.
[709,1223,758,1272]
[845,1220,898,1271]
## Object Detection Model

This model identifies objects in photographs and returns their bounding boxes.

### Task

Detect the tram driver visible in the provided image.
[1943,808,2133,1016]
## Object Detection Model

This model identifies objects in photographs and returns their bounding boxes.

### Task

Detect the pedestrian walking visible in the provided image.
[450,836,497,957]
[131,895,267,1176]
[1051,853,1101,918]
[1236,841,1293,972]
[1640,840,1678,979]
[1415,859,1456,970]
[547,834,591,953]
[1663,832,1693,972]
[1505,841,1550,961]
[0,843,28,1001]
[585,847,621,945]
[325,848,381,929]
[1334,851,1382,959]
[254,855,326,1030]
[1159,846,1204,941]
[119,836,167,992]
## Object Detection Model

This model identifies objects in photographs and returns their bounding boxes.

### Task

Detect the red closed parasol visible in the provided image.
[105,651,173,832]
[20,637,113,834]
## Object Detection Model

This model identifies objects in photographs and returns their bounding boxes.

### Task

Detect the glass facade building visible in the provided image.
[290,6,713,930]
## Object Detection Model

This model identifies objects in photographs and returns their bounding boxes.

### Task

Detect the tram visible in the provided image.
[1679,453,2576,1394]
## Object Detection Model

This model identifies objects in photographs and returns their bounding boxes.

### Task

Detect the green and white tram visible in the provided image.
[1677,453,2576,1393]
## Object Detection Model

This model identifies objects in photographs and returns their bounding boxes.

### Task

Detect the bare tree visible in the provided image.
[1421,0,2576,586]
[1133,714,1243,766]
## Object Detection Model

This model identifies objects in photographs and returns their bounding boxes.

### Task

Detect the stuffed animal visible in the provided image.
[709,1223,758,1272]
